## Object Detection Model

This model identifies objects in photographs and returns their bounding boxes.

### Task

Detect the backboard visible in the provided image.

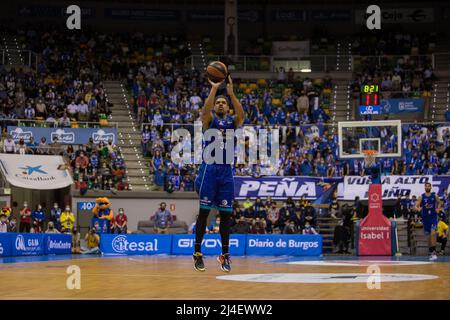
[338,120,402,159]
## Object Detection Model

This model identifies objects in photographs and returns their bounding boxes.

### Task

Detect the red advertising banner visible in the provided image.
[358,184,392,255]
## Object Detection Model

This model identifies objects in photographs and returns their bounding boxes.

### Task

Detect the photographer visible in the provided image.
[81,227,101,254]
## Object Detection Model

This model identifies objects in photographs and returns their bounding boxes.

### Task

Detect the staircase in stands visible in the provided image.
[317,217,339,254]
[411,223,450,255]
[2,35,25,67]
[429,80,450,122]
[331,79,353,132]
[103,81,150,192]
[394,218,410,255]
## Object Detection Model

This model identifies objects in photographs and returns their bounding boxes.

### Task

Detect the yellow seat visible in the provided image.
[245,88,252,94]
[257,79,267,86]
[272,98,281,106]
[99,119,109,127]
[249,83,258,90]
[239,83,247,90]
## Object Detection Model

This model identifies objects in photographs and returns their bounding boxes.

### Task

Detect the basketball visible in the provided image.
[206,61,228,83]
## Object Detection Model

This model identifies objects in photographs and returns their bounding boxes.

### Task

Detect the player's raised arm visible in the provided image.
[227,75,245,128]
[202,79,223,129]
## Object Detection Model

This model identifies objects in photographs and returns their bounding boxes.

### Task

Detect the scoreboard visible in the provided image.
[359,84,381,115]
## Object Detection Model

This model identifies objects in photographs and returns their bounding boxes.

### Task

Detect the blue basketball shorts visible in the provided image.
[195,163,234,212]
[422,212,438,235]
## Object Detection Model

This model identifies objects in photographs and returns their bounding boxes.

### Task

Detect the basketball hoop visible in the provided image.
[363,150,378,167]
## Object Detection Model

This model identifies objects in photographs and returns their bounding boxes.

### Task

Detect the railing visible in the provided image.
[185,53,450,73]
[1,49,39,70]
[139,121,450,139]
[0,118,119,129]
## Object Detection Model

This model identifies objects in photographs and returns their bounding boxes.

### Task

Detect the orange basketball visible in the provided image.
[206,61,228,83]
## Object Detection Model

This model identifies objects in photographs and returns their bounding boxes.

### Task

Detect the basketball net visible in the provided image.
[363,150,377,168]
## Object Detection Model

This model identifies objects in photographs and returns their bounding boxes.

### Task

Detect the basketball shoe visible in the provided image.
[217,253,231,272]
[193,252,206,272]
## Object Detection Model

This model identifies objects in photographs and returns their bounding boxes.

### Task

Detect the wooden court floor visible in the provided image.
[0,255,449,299]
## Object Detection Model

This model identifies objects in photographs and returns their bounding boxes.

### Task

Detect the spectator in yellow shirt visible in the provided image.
[60,205,75,231]
[243,197,254,210]
[437,214,449,255]
[81,227,101,254]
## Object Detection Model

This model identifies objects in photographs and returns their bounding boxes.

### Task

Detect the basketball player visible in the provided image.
[416,182,442,261]
[193,74,244,272]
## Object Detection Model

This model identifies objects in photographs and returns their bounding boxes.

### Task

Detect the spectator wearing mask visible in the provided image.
[81,227,101,254]
[45,221,60,234]
[302,221,318,235]
[329,198,340,219]
[152,202,173,234]
[19,201,31,232]
[9,217,17,232]
[31,204,45,233]
[72,227,81,254]
[115,208,128,234]
[208,216,220,234]
[3,136,16,154]
[266,202,280,233]
[37,137,49,155]
[75,151,89,169]
[283,220,298,234]
[334,219,350,254]
[251,217,267,234]
[0,212,9,232]
[231,216,251,234]
[60,205,75,231]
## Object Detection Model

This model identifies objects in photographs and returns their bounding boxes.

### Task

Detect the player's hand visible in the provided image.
[226,75,234,96]
[208,78,223,89]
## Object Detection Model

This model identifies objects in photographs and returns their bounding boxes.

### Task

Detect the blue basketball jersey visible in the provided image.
[421,192,437,216]
[203,114,236,165]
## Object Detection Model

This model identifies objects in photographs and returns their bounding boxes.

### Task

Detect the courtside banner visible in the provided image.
[45,234,72,255]
[0,154,73,190]
[234,176,342,200]
[380,98,424,114]
[7,126,118,145]
[342,175,432,200]
[434,176,450,195]
[246,234,322,256]
[11,233,45,256]
[100,234,172,255]
[171,234,246,256]
[0,233,13,257]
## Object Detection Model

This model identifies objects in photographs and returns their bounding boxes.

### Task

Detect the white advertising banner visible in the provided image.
[0,154,73,190]
[342,175,433,200]
[355,8,434,24]
[272,41,310,57]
